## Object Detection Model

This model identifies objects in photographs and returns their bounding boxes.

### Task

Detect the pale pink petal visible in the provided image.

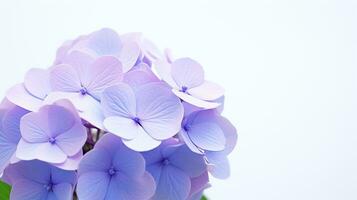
[83,56,123,100]
[152,60,178,89]
[118,41,141,72]
[136,83,183,140]
[6,84,43,112]
[55,122,87,156]
[24,68,51,99]
[188,81,225,101]
[171,58,204,89]
[63,50,95,81]
[50,64,82,92]
[123,68,159,88]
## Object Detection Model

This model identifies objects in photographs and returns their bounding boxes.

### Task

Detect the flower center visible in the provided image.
[162,159,170,166]
[180,86,188,93]
[183,124,190,132]
[48,137,56,144]
[44,183,53,191]
[132,117,141,125]
[108,167,116,176]
[79,87,88,95]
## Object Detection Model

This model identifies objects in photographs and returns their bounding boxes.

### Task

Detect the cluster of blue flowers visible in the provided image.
[0,28,237,200]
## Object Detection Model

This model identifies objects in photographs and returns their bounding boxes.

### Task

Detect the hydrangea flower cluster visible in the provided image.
[0,28,237,200]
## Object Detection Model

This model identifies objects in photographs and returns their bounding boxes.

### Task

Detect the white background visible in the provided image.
[0,0,356,199]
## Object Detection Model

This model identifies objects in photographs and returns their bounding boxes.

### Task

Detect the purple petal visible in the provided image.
[87,28,123,56]
[0,139,15,174]
[136,83,183,140]
[16,139,67,164]
[0,106,29,173]
[101,84,136,118]
[6,84,43,111]
[188,122,226,151]
[83,56,123,100]
[152,166,191,200]
[142,145,164,165]
[44,92,105,129]
[206,151,230,179]
[2,106,29,144]
[44,104,78,138]
[188,81,224,101]
[78,148,111,175]
[112,143,146,178]
[178,130,203,155]
[62,50,95,79]
[172,90,220,109]
[47,192,57,200]
[10,179,48,200]
[118,41,141,72]
[20,112,50,143]
[55,122,86,156]
[94,134,147,176]
[218,116,238,155]
[105,173,156,200]
[152,60,178,88]
[146,163,162,184]
[53,150,83,171]
[168,145,207,177]
[123,65,159,88]
[189,172,210,199]
[24,68,51,99]
[76,172,109,200]
[50,64,81,92]
[171,58,204,89]
[182,102,202,117]
[4,160,51,184]
[52,183,73,200]
[50,166,76,186]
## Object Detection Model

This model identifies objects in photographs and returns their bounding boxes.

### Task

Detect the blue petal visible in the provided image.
[168,145,206,178]
[10,179,48,200]
[76,172,110,200]
[87,28,123,56]
[105,172,155,200]
[52,183,73,200]
[152,165,191,200]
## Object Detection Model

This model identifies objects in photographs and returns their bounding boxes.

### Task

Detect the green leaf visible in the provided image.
[201,195,208,200]
[0,180,11,200]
